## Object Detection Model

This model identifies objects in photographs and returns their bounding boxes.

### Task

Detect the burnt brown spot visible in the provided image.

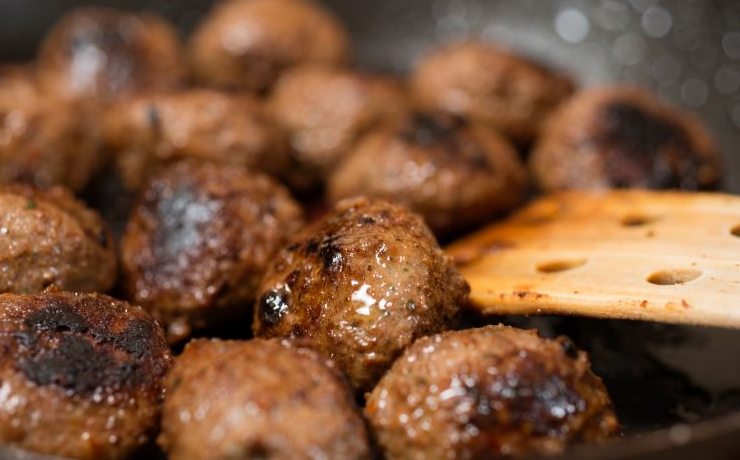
[258,287,291,327]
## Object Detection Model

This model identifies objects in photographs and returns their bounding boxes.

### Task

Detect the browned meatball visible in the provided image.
[188,0,350,93]
[0,185,116,294]
[160,338,371,460]
[122,160,304,342]
[269,66,407,189]
[253,197,469,392]
[327,113,527,236]
[103,89,289,190]
[0,291,171,460]
[529,86,722,191]
[0,68,101,191]
[366,325,619,459]
[37,7,185,102]
[411,40,574,144]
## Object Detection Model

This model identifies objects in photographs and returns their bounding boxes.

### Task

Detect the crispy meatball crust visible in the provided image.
[269,66,408,189]
[121,160,304,342]
[0,185,116,294]
[411,40,574,144]
[37,7,185,102]
[0,291,172,460]
[160,338,371,460]
[188,0,350,93]
[327,113,527,236]
[529,86,722,191]
[253,197,469,392]
[104,89,289,190]
[366,325,619,459]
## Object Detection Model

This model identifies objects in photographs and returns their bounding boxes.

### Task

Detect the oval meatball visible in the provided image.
[269,66,407,189]
[366,325,619,459]
[188,0,349,93]
[327,113,526,236]
[0,68,100,191]
[160,338,371,460]
[411,40,574,144]
[0,185,116,294]
[37,7,185,102]
[121,160,304,342]
[253,197,469,392]
[0,291,171,460]
[104,89,289,191]
[529,86,722,191]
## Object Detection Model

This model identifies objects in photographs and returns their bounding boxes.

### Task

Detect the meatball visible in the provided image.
[253,197,469,392]
[327,113,527,236]
[411,40,574,144]
[0,68,100,191]
[0,185,116,294]
[366,325,619,459]
[269,66,407,190]
[188,0,349,93]
[160,338,371,460]
[529,86,722,191]
[0,291,171,460]
[104,89,289,190]
[37,7,185,102]
[121,160,304,342]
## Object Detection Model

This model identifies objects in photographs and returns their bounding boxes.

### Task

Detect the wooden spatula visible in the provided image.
[446,190,740,328]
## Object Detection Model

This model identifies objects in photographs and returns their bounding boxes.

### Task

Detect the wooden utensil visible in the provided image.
[447,190,740,328]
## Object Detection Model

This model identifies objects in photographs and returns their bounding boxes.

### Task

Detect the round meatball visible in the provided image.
[0,68,100,191]
[411,40,574,144]
[160,338,371,460]
[0,291,171,460]
[529,86,722,191]
[253,197,469,392]
[327,113,526,236]
[366,325,619,459]
[0,185,116,295]
[188,0,349,93]
[104,89,289,190]
[37,7,185,102]
[121,160,304,342]
[269,66,407,189]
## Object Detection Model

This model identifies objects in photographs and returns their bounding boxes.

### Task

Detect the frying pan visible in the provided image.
[0,1,739,459]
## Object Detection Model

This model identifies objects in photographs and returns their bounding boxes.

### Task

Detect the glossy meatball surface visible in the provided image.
[37,7,185,102]
[189,0,349,92]
[366,325,619,459]
[411,40,574,144]
[0,185,116,295]
[122,160,304,342]
[253,197,469,392]
[160,338,371,460]
[327,113,526,236]
[0,291,171,460]
[529,86,722,191]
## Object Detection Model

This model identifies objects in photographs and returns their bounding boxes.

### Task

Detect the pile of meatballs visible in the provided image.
[0,0,724,459]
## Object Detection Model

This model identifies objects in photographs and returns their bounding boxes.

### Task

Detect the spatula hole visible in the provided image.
[646,269,702,286]
[731,225,740,237]
[537,259,586,273]
[622,214,659,227]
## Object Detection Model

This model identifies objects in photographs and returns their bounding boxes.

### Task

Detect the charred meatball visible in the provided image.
[0,291,171,460]
[0,185,116,294]
[529,86,722,191]
[122,160,304,342]
[37,7,185,102]
[104,89,289,190]
[253,197,469,392]
[366,325,619,459]
[189,0,349,93]
[327,113,526,236]
[160,338,371,460]
[0,68,100,191]
[269,66,407,189]
[411,40,574,144]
